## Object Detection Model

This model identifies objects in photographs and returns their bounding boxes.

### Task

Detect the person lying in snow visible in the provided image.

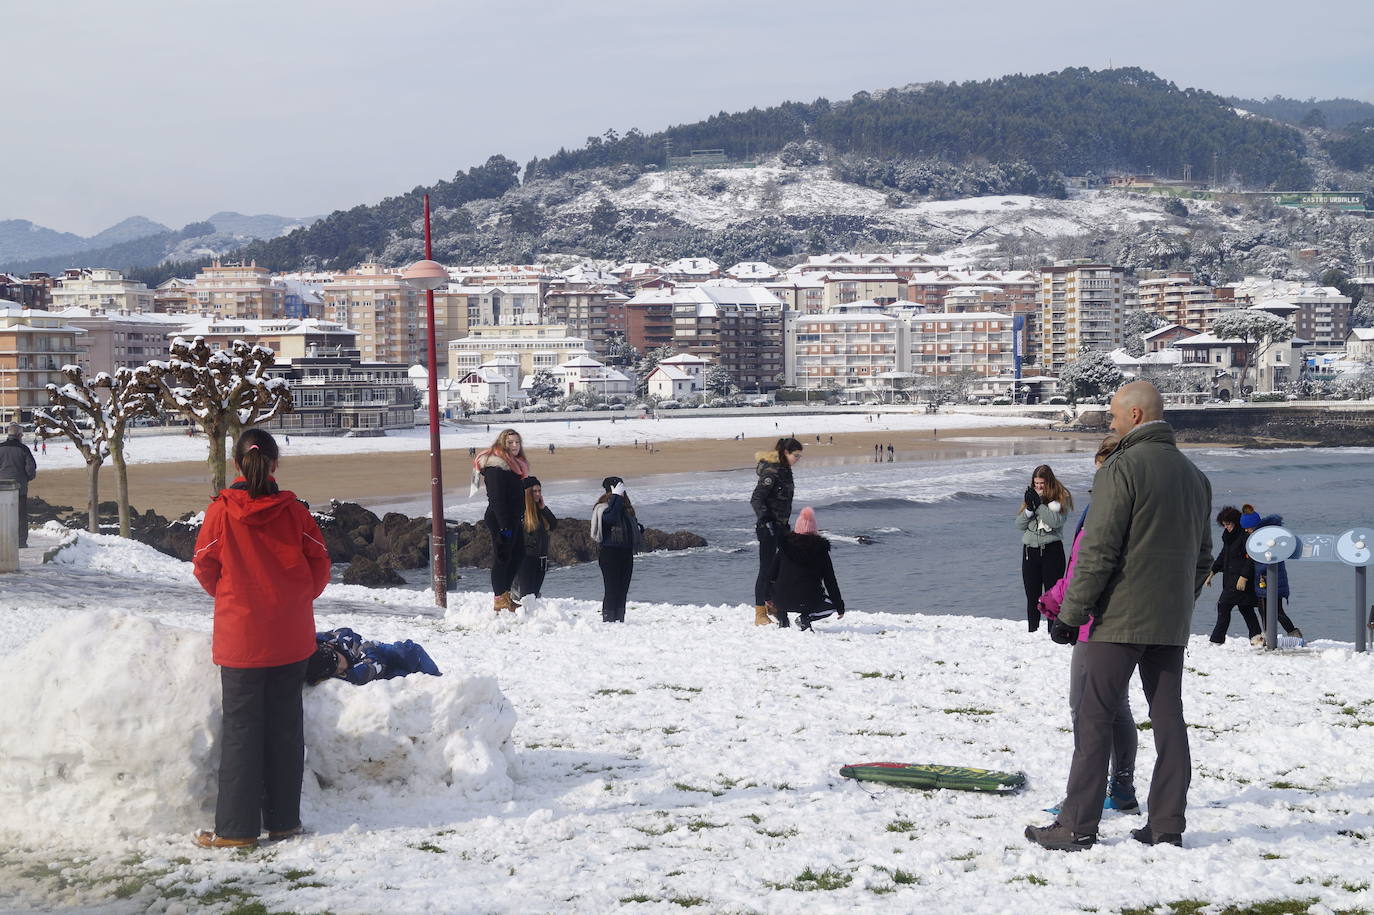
[305,628,442,686]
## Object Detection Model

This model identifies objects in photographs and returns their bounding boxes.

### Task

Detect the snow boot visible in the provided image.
[1024,821,1095,852]
[1250,634,1266,647]
[194,831,257,849]
[493,592,521,613]
[1131,825,1182,847]
[1104,779,1140,813]
[754,605,772,626]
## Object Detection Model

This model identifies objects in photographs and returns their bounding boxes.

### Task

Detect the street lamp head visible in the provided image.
[402,259,449,291]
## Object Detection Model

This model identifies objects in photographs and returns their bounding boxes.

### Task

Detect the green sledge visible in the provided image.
[839,762,1025,793]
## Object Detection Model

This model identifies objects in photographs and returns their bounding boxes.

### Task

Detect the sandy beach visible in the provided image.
[30,423,1099,519]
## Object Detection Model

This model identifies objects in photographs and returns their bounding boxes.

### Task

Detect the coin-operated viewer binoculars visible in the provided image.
[1245,526,1374,651]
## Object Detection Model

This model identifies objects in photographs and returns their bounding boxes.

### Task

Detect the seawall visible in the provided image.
[1074,403,1374,447]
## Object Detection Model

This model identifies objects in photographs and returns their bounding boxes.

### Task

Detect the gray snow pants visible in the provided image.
[1058,641,1189,838]
[1067,640,1137,786]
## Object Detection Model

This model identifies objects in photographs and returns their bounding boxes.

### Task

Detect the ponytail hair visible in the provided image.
[233,428,280,498]
[776,437,803,457]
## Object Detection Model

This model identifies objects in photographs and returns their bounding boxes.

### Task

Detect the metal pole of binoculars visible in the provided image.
[1357,565,1368,654]
[1264,567,1280,651]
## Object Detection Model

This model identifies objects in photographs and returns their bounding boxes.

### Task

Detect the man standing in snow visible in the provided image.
[0,422,37,548]
[1025,381,1212,851]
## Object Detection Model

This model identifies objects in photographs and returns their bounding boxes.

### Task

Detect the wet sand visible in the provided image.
[31,426,1103,518]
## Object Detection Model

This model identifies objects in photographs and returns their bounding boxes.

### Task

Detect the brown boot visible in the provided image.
[755,604,772,626]
[494,592,522,613]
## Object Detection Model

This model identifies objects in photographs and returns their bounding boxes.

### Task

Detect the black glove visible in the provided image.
[1024,486,1041,511]
[767,520,788,540]
[1049,618,1079,645]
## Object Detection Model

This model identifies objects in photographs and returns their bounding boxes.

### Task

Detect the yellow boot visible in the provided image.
[754,604,772,626]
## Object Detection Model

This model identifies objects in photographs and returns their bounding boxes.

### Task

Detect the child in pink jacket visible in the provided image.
[1038,434,1139,815]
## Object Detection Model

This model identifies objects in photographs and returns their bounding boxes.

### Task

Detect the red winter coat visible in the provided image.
[193,480,331,668]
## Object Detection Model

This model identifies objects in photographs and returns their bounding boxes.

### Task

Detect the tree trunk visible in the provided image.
[111,438,130,538]
[206,419,228,495]
[86,459,101,534]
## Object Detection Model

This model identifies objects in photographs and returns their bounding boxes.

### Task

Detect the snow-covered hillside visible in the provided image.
[3,528,1374,914]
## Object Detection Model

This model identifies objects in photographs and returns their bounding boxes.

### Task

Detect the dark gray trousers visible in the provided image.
[216,660,307,839]
[1059,641,1189,837]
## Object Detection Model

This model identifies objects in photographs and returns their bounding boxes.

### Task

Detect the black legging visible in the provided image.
[1210,591,1261,643]
[489,524,525,596]
[216,659,307,840]
[754,522,783,606]
[513,555,547,599]
[599,545,634,622]
[1022,541,1066,632]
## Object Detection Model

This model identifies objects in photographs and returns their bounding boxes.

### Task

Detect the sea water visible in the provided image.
[404,440,1374,643]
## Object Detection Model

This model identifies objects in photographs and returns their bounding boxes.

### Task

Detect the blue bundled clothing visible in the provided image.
[312,628,442,685]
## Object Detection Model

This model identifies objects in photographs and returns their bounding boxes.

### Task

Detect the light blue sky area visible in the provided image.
[8,0,1372,235]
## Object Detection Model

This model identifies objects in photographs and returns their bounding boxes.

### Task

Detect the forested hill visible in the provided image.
[1230,95,1374,130]
[527,68,1311,188]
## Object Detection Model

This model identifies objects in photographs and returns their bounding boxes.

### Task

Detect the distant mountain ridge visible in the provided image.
[0,211,320,275]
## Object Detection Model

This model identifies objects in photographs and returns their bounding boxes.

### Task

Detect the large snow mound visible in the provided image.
[0,611,516,843]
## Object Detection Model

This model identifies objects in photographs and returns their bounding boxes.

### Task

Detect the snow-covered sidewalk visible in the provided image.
[3,529,1373,914]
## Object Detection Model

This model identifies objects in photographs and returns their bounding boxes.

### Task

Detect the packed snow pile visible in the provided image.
[0,610,516,844]
[304,671,516,803]
[0,612,221,842]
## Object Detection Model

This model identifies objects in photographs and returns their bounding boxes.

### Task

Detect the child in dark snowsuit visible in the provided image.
[1240,508,1303,641]
[1206,506,1262,645]
[305,628,442,686]
[764,506,845,631]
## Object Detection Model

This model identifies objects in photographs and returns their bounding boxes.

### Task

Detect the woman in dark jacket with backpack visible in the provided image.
[513,476,557,600]
[750,437,803,626]
[592,475,643,623]
[764,506,844,630]
[1205,506,1262,644]
[471,428,530,612]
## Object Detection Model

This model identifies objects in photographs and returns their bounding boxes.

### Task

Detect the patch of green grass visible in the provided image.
[1343,881,1370,892]
[767,866,853,892]
[199,884,253,905]
[1137,720,1153,731]
[224,904,273,915]
[773,782,793,790]
[662,726,682,735]
[620,895,655,904]
[1013,874,1048,886]
[1339,829,1368,840]
[755,826,798,838]
[686,819,723,832]
[1268,780,1309,790]
[631,822,676,836]
[886,868,920,885]
[886,819,916,833]
[856,671,902,679]
[950,852,977,861]
[410,842,446,854]
[1260,853,1284,860]
[1185,667,1210,677]
[743,813,762,824]
[594,688,634,696]
[672,781,724,796]
[1120,901,1322,915]
[851,729,906,737]
[669,896,707,907]
[942,707,995,716]
[282,869,315,880]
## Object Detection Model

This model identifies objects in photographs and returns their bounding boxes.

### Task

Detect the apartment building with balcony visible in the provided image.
[1,273,53,310]
[661,258,720,283]
[794,253,957,279]
[1287,287,1353,349]
[817,272,906,309]
[55,307,187,374]
[785,301,908,393]
[447,325,592,381]
[1039,262,1125,373]
[764,275,825,314]
[905,270,1039,311]
[907,311,1019,381]
[321,263,422,365]
[663,284,783,392]
[622,289,676,353]
[263,350,415,434]
[192,261,285,319]
[170,318,359,361]
[543,286,627,355]
[0,303,84,424]
[50,268,154,313]
[153,277,198,314]
[1137,271,1237,332]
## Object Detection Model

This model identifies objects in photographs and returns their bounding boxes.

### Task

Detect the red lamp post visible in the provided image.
[402,194,449,608]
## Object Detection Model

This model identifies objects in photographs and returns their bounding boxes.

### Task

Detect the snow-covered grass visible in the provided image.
[3,529,1374,914]
[35,410,1046,471]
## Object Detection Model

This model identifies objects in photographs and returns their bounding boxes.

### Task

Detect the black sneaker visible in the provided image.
[1130,825,1182,847]
[1024,821,1096,852]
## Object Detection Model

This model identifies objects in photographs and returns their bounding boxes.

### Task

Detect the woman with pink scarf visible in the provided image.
[471,428,531,612]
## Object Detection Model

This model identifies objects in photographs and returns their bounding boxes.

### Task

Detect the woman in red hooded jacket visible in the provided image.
[191,428,331,848]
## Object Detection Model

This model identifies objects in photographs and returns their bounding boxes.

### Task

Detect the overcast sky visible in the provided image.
[8,0,1372,236]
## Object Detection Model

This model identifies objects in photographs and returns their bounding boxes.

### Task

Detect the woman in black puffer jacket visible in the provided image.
[750,437,803,626]
[764,506,844,631]
[1206,505,1261,644]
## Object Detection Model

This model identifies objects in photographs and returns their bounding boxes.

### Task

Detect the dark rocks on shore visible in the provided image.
[29,496,708,588]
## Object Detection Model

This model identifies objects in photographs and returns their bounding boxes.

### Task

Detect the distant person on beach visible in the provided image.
[1205,506,1262,645]
[0,422,37,548]
[591,476,643,622]
[192,429,331,849]
[305,627,441,685]
[1241,505,1303,642]
[471,428,530,613]
[751,437,803,627]
[513,476,557,601]
[764,506,845,631]
[1026,381,1212,852]
[1037,434,1138,816]
[1017,464,1071,633]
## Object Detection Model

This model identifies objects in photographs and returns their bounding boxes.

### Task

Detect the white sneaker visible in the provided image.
[1250,634,1266,647]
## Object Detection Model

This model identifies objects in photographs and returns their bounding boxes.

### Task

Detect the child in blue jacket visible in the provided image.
[1240,508,1303,641]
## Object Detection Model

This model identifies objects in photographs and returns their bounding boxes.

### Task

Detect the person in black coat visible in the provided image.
[764,506,844,631]
[471,428,530,612]
[513,476,557,600]
[1205,506,1261,644]
[591,475,642,623]
[750,437,802,626]
[0,423,37,547]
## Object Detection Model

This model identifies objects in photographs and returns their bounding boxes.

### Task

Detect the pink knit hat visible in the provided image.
[794,506,818,535]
